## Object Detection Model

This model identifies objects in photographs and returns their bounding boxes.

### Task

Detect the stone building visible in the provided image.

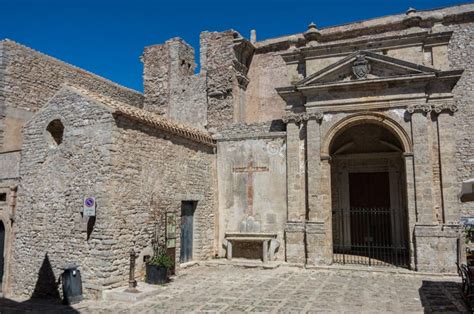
[0,3,473,300]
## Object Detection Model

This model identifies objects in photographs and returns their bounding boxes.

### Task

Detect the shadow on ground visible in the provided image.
[419,280,471,313]
[0,254,79,313]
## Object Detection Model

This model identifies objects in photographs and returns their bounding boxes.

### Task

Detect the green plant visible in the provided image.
[147,245,174,269]
[465,225,474,244]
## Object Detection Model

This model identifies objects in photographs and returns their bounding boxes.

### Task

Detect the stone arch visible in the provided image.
[321,112,412,157]
[43,115,68,149]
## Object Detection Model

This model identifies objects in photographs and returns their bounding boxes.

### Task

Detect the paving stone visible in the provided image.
[1,265,470,313]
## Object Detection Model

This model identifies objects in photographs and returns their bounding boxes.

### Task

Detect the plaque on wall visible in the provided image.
[166,212,177,248]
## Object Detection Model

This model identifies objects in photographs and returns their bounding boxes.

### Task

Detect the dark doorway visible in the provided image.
[0,221,4,290]
[180,201,195,263]
[349,172,392,248]
[332,171,408,267]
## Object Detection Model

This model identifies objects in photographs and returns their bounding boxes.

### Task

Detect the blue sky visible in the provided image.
[0,0,469,92]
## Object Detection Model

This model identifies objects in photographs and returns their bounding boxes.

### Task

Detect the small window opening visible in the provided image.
[0,193,6,202]
[46,119,64,146]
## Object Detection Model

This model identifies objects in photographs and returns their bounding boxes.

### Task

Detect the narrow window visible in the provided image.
[0,193,6,202]
[46,119,64,146]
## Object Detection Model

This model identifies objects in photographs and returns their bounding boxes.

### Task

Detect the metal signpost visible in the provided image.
[83,197,96,217]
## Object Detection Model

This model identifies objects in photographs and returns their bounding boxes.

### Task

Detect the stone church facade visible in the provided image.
[0,3,473,299]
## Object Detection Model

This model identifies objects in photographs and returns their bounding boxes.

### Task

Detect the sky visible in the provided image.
[0,0,469,92]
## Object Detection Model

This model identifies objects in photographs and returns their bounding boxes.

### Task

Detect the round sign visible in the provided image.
[85,198,95,207]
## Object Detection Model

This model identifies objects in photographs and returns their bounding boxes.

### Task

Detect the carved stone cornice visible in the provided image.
[432,103,458,114]
[406,104,432,114]
[282,111,323,124]
[406,103,458,115]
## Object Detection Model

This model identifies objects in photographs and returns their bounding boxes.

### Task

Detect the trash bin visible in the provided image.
[61,264,83,304]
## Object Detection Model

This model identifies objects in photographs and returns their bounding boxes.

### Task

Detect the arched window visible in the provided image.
[46,119,64,146]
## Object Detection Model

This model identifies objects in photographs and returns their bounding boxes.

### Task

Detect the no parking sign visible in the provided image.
[83,196,96,217]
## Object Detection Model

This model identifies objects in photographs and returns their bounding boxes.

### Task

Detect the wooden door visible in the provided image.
[180,202,195,263]
[349,172,391,250]
[0,221,4,287]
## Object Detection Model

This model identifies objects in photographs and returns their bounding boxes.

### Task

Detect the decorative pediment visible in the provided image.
[296,51,438,87]
[276,50,463,112]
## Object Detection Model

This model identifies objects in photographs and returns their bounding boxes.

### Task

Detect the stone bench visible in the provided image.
[224,232,278,263]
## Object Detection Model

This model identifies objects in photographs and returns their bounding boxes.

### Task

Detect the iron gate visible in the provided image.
[332,207,409,268]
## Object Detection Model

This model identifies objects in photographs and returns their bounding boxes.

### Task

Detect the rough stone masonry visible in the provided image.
[0,3,472,301]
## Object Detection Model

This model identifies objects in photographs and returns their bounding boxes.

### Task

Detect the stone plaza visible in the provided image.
[0,2,473,308]
[0,265,469,313]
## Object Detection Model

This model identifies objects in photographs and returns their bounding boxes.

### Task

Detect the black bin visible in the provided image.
[61,264,83,305]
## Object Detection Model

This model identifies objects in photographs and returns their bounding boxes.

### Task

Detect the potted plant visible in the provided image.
[145,245,174,284]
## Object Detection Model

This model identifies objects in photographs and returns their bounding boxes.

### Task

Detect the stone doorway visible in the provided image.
[180,201,196,263]
[0,221,4,291]
[330,123,409,267]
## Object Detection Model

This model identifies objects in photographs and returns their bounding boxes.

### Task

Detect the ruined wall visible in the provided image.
[0,39,143,151]
[107,117,216,283]
[200,31,236,131]
[216,122,286,259]
[11,88,116,299]
[142,38,207,129]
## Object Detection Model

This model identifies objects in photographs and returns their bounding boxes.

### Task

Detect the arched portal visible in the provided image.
[329,121,409,268]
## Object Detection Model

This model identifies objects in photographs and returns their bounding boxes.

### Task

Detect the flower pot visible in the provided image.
[145,264,168,284]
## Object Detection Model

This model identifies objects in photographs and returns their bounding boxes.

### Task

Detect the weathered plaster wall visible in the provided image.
[108,117,216,282]
[11,88,115,299]
[244,53,290,124]
[216,122,286,259]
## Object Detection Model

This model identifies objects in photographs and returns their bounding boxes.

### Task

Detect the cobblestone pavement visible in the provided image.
[0,265,469,313]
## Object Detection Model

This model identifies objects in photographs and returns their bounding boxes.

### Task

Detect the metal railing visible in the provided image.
[332,207,409,268]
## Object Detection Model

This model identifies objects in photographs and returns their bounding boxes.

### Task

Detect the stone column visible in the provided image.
[305,113,331,265]
[407,105,436,225]
[404,153,417,270]
[286,120,305,222]
[283,113,306,264]
[433,104,459,224]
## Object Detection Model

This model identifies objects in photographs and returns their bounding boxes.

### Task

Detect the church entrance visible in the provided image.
[330,123,409,268]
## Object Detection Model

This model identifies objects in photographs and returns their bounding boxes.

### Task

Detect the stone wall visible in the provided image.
[108,116,216,283]
[200,31,237,131]
[11,88,116,299]
[11,86,217,299]
[0,39,143,152]
[1,39,143,112]
[448,22,474,216]
[142,39,208,129]
[244,52,291,124]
